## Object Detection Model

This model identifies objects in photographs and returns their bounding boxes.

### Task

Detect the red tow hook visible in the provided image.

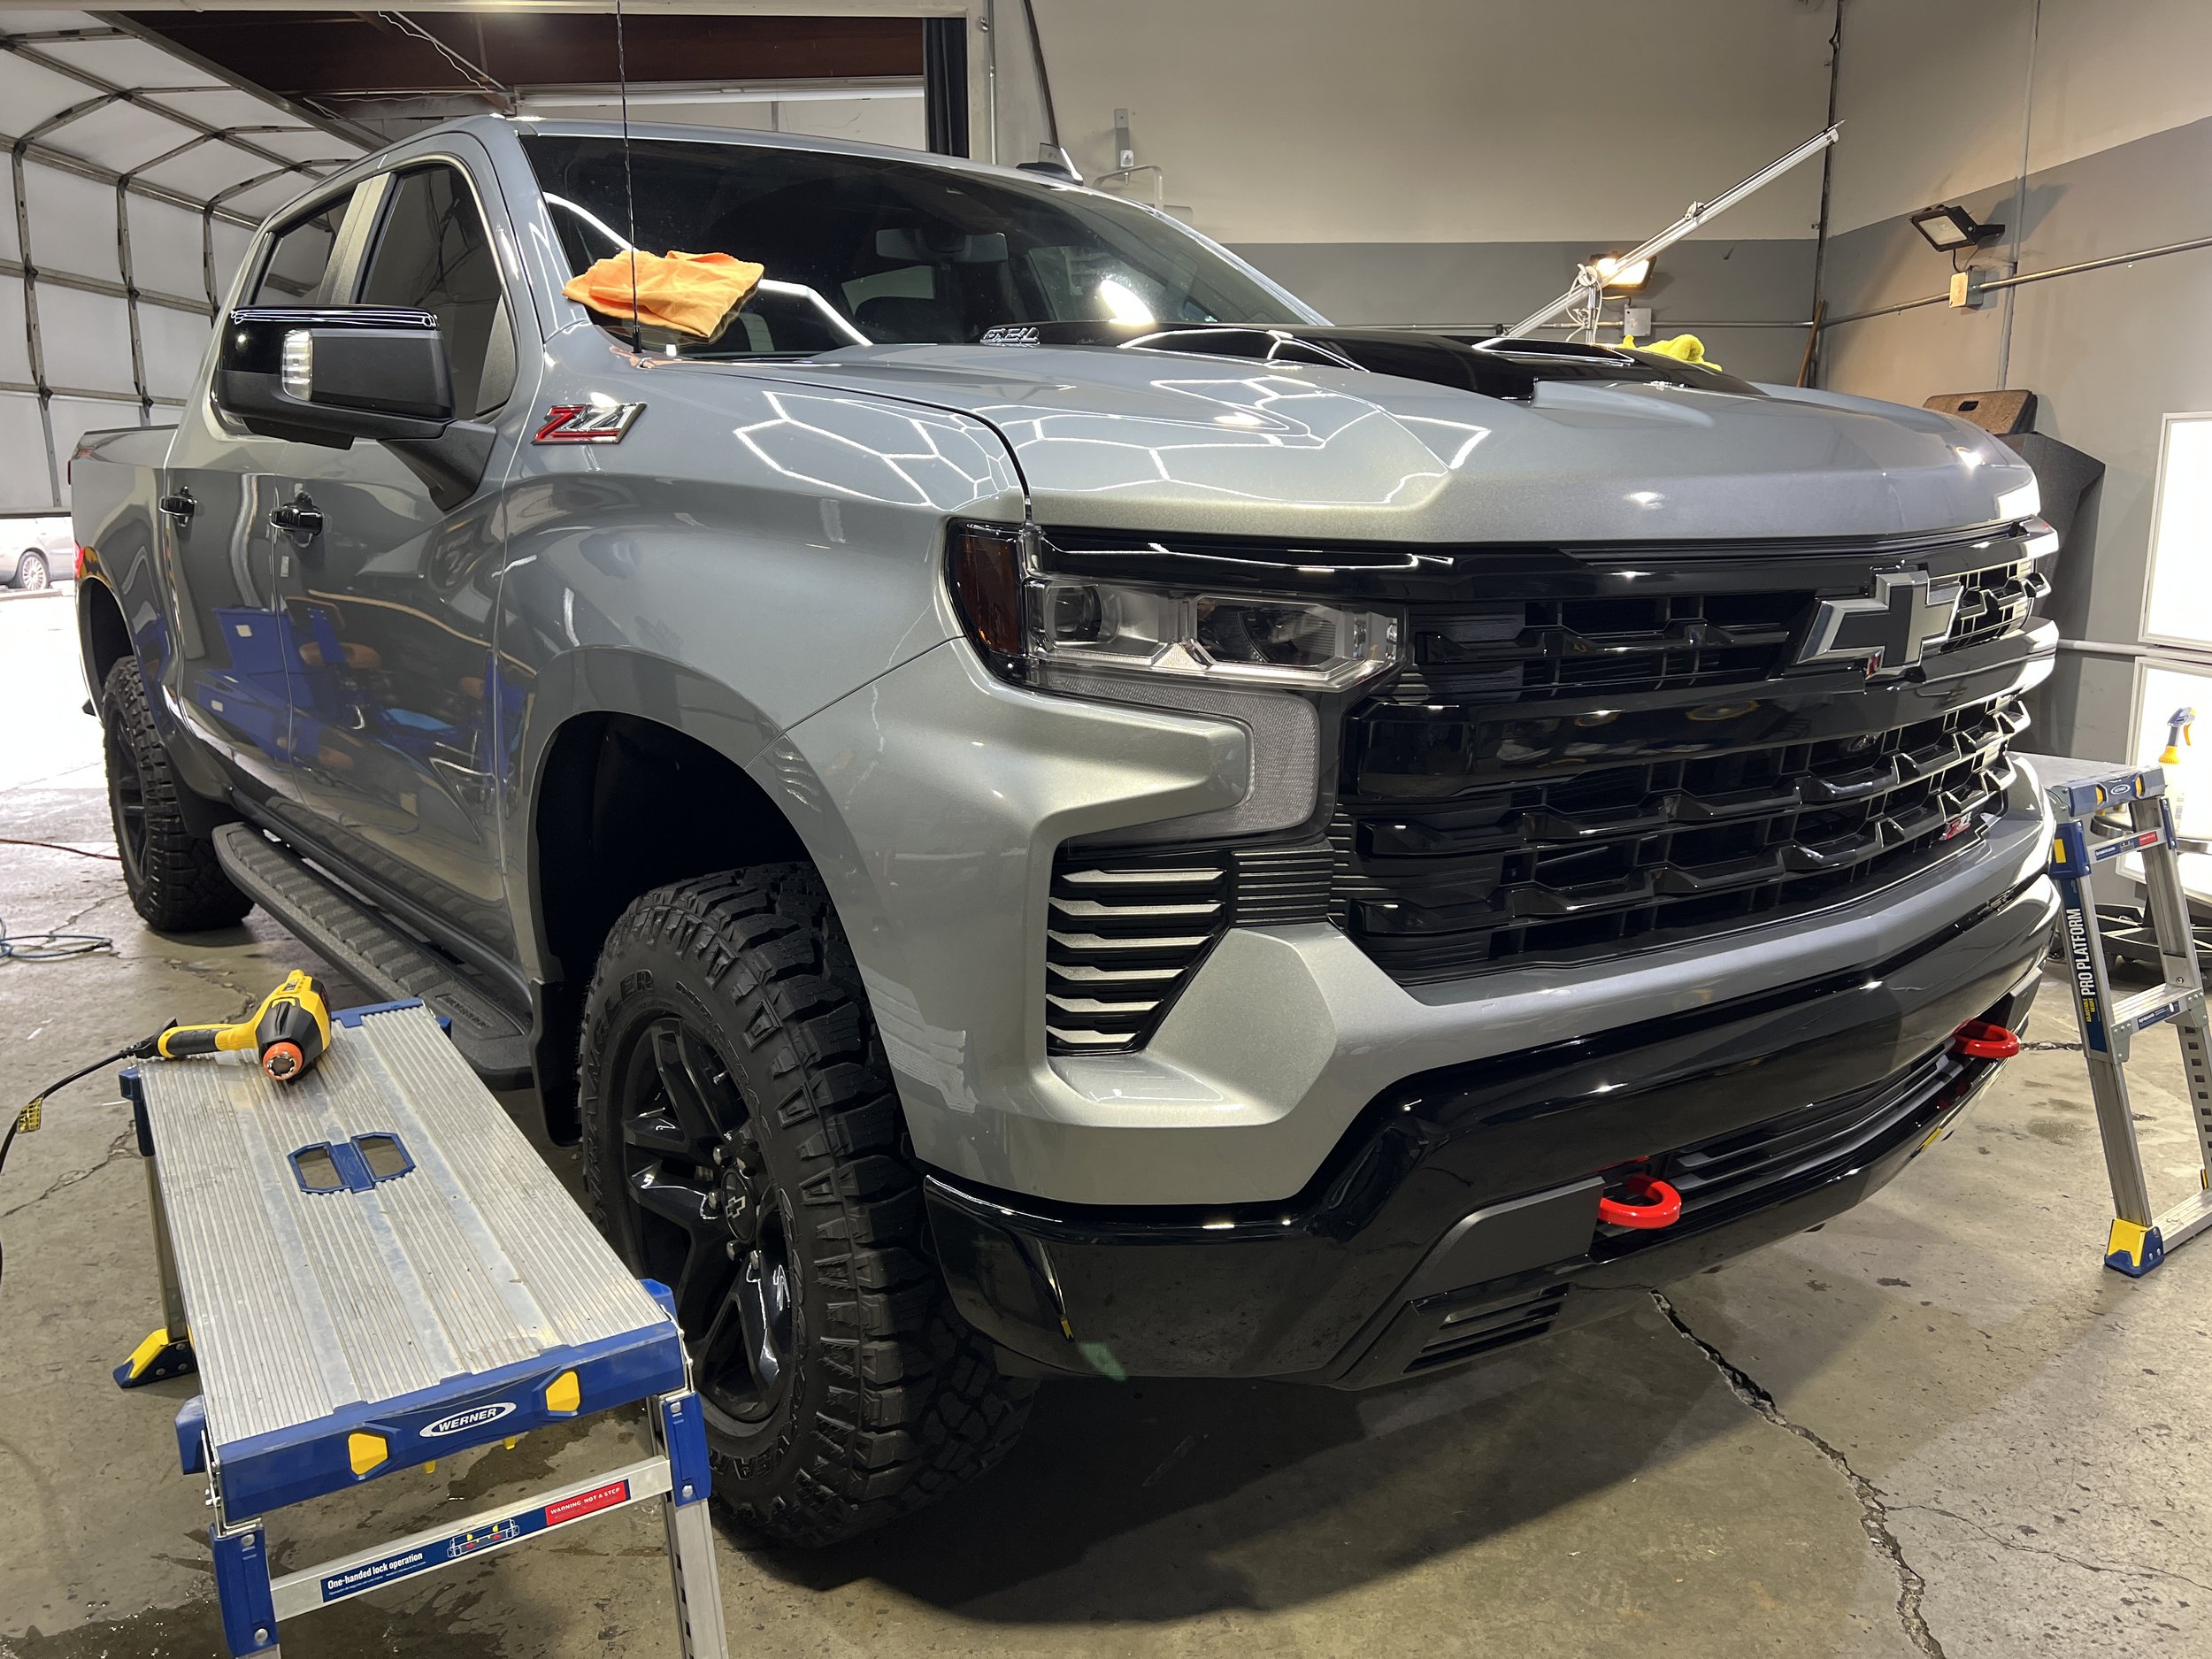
[1953,1019,2022,1061]
[1597,1173,1683,1230]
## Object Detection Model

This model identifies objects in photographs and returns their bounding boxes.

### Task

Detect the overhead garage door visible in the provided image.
[0,8,364,513]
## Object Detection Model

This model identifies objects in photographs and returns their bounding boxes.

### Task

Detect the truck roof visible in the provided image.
[381,111,1070,188]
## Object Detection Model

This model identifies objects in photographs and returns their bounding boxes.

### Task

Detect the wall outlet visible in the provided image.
[1949,263,2015,310]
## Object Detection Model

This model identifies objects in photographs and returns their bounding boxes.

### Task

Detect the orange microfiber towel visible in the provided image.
[563,250,765,339]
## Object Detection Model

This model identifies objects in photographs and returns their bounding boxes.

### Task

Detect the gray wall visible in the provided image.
[1816,0,2212,763]
[987,0,1833,388]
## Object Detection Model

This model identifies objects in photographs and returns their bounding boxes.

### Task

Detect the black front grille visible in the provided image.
[1335,695,2024,981]
[1397,549,2046,706]
[1051,526,2046,1021]
[1046,851,1230,1053]
[1945,557,2050,652]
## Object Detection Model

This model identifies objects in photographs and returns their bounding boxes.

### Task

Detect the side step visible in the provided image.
[213,823,533,1087]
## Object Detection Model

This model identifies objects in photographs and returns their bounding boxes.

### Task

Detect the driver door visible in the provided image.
[157,187,365,803]
[266,155,527,958]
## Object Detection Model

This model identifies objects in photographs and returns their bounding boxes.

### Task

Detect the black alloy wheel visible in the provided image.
[105,697,150,887]
[578,865,1036,1544]
[98,656,251,932]
[615,1016,797,1425]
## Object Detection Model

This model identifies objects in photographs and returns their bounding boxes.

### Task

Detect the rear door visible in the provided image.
[157,186,366,803]
[270,153,527,958]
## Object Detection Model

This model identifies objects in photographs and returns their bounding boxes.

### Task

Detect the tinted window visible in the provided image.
[523,134,1310,357]
[251,192,352,304]
[357,165,513,416]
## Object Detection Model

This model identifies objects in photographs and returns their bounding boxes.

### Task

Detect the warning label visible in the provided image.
[545,1479,631,1526]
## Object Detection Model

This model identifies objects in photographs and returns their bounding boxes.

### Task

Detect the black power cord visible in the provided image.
[2,1039,157,1296]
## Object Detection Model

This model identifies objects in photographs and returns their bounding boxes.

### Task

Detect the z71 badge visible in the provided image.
[534,402,644,442]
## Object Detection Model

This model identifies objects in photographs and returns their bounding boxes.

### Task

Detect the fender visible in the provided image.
[506,645,786,983]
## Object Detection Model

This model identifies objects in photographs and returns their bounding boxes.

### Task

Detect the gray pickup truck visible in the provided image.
[73,114,2059,1543]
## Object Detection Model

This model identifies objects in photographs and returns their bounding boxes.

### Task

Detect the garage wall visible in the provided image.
[991,0,1839,382]
[0,6,363,517]
[1816,0,2212,761]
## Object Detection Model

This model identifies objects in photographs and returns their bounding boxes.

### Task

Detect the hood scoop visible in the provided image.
[972,321,1763,403]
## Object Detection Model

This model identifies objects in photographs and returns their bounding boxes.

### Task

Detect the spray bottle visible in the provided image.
[2162,707,2195,839]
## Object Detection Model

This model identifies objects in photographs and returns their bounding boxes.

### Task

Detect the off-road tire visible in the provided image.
[579,865,1035,1545]
[101,657,252,933]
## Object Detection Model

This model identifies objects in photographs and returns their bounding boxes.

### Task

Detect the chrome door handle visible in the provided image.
[157,490,195,523]
[269,501,323,536]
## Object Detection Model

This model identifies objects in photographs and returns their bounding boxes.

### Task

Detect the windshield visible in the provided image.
[521,134,1312,357]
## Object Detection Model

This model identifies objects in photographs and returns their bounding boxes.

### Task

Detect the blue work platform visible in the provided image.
[119,999,730,1657]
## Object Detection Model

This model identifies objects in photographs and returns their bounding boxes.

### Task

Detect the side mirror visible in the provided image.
[212,307,494,509]
[215,307,454,444]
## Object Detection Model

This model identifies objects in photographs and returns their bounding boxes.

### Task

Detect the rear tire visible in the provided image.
[14,551,49,590]
[101,657,252,933]
[579,864,1034,1545]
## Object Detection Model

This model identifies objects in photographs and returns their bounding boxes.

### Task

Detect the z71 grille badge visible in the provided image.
[534,402,644,442]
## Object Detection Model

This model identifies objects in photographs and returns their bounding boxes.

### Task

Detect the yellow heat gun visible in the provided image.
[156,970,334,1082]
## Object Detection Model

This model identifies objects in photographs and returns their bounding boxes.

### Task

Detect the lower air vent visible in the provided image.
[1404,1285,1569,1374]
[1046,850,1231,1055]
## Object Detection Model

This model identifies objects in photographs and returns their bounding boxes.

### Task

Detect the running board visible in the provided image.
[212,823,533,1087]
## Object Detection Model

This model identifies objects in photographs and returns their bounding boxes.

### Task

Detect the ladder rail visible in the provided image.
[268,1454,675,1619]
[2052,841,2159,1225]
[2032,754,2212,1273]
[2131,795,2212,1178]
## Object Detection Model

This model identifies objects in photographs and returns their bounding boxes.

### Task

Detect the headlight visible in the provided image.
[948,524,1401,692]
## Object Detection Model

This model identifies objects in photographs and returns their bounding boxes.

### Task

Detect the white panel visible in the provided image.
[49,395,140,483]
[0,276,29,381]
[44,97,203,176]
[126,193,209,301]
[138,302,211,403]
[36,285,135,393]
[0,157,16,264]
[210,220,254,302]
[138,144,280,204]
[2142,415,2212,650]
[247,128,356,165]
[0,49,116,133]
[22,161,122,281]
[222,172,325,220]
[0,12,112,32]
[0,392,57,512]
[142,87,308,133]
[36,35,228,93]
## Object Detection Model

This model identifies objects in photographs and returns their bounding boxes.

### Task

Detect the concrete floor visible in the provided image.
[3,588,2209,1658]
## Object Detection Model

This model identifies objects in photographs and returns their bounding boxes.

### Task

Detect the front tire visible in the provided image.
[579,865,1034,1545]
[101,657,252,933]
[14,551,49,590]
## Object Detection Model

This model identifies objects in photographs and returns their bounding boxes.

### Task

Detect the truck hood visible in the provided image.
[733,340,2039,545]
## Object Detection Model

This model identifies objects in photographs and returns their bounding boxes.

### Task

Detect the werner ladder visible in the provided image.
[117,999,731,1656]
[2032,756,2212,1275]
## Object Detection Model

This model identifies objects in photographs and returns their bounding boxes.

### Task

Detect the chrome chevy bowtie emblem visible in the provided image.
[1794,569,1963,676]
[534,402,644,442]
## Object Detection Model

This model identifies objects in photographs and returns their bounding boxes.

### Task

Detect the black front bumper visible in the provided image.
[927,876,2055,1388]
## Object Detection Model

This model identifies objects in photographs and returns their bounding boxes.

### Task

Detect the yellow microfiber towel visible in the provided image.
[563,250,765,340]
[1624,333,1722,373]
